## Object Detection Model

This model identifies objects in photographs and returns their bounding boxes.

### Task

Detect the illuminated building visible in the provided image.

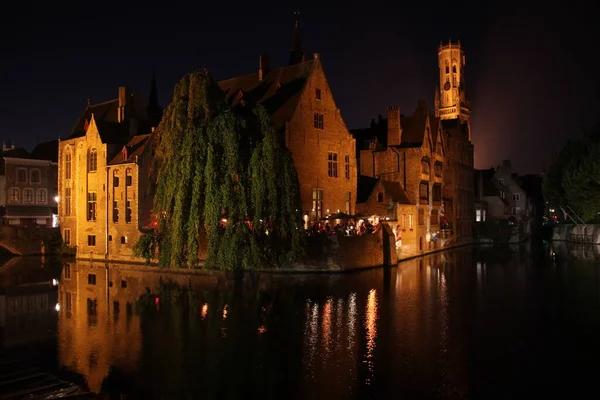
[57,80,161,261]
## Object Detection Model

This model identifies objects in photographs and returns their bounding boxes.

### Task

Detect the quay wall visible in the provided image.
[552,224,600,244]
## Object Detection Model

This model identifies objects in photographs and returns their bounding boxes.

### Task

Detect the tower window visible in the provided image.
[445,65,449,74]
[452,64,457,73]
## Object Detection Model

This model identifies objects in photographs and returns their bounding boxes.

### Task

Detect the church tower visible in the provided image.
[435,41,470,129]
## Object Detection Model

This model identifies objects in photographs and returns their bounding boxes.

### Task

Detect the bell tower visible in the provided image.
[435,41,470,129]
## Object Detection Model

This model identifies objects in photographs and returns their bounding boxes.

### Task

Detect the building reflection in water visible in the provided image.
[57,262,142,393]
[0,257,59,349]
[55,250,479,398]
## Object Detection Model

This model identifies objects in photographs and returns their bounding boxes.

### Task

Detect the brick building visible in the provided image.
[353,101,446,255]
[218,21,357,226]
[58,81,161,261]
[0,141,59,227]
[353,40,475,254]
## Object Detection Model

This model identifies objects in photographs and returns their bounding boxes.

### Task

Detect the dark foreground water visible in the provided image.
[1,242,600,399]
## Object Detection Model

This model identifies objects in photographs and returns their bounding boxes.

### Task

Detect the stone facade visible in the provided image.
[58,85,160,262]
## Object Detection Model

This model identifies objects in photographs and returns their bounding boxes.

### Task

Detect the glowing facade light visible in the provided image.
[55,303,60,312]
[52,278,58,286]
[54,196,60,203]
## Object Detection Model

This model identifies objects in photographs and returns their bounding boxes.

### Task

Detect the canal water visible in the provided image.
[1,242,599,399]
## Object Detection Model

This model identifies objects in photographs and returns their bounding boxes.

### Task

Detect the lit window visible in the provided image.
[64,187,71,216]
[312,189,323,220]
[65,152,72,179]
[23,188,34,203]
[36,189,47,203]
[476,209,481,222]
[313,113,324,130]
[10,188,20,202]
[327,152,338,178]
[87,192,97,221]
[344,155,350,179]
[88,148,97,172]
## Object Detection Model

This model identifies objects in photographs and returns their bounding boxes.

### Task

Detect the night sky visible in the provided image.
[2,1,597,174]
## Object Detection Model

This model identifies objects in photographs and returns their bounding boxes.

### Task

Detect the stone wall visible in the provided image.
[552,224,600,244]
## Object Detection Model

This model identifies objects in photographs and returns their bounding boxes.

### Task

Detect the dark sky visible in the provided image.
[1,1,597,174]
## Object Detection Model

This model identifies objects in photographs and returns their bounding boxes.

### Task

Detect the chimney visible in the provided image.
[387,106,402,147]
[118,86,129,123]
[503,159,511,174]
[258,54,270,81]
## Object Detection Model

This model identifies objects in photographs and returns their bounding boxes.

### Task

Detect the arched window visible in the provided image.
[10,188,20,202]
[30,169,40,183]
[88,149,97,172]
[445,65,449,74]
[23,188,34,203]
[452,64,457,73]
[65,151,72,179]
[377,192,384,203]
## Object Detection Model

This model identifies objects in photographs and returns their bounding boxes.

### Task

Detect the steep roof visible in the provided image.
[218,59,315,129]
[356,176,412,205]
[381,180,411,205]
[30,140,58,162]
[69,93,150,142]
[108,134,152,165]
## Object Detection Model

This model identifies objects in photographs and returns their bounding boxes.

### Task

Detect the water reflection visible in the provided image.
[48,243,600,398]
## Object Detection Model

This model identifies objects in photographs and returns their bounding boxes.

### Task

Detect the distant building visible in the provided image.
[0,140,58,227]
[474,160,530,221]
[218,20,357,225]
[57,80,162,261]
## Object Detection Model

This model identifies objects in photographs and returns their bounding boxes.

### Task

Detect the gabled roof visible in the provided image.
[218,59,315,129]
[380,180,411,204]
[357,176,379,204]
[69,93,149,142]
[30,140,58,162]
[108,134,152,165]
[356,176,412,205]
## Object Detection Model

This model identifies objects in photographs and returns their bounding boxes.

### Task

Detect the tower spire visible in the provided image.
[147,70,162,129]
[288,10,305,65]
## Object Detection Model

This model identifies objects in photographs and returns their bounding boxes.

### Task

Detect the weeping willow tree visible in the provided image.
[144,69,304,269]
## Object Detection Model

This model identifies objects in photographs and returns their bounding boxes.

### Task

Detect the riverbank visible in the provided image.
[552,223,600,244]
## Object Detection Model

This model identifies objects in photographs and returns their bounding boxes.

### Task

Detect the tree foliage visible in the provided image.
[141,69,304,269]
[543,125,600,222]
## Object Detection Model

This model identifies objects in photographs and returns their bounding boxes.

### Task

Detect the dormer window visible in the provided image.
[315,88,322,100]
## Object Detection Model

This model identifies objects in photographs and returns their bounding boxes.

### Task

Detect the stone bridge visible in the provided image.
[0,226,60,256]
